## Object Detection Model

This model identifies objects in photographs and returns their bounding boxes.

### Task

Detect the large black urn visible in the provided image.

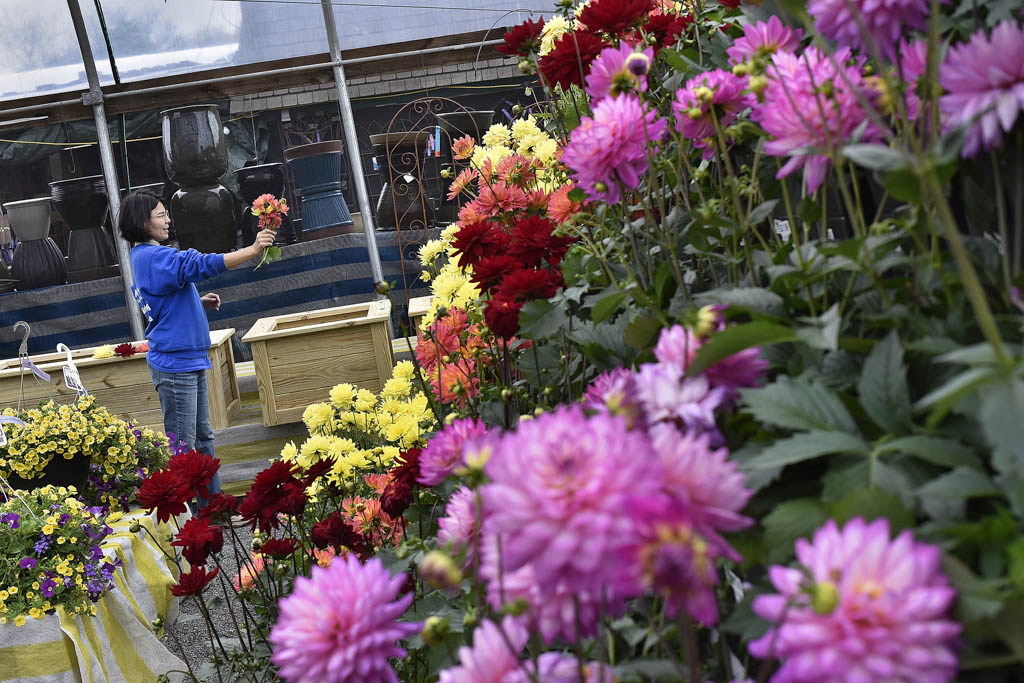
[284,141,355,238]
[371,131,434,231]
[162,105,237,253]
[4,198,67,290]
[434,110,494,224]
[233,163,299,245]
[49,175,117,274]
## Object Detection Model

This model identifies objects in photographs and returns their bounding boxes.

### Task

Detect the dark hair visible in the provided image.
[118,190,161,243]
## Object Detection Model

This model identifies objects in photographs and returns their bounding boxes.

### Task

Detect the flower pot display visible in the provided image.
[241,299,393,426]
[50,175,117,273]
[4,197,66,290]
[234,163,299,245]
[370,132,434,231]
[161,105,237,252]
[435,110,494,223]
[0,329,239,431]
[284,141,355,238]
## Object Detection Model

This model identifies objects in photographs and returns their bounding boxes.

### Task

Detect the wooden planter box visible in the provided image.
[407,295,433,337]
[0,328,240,431]
[241,300,394,426]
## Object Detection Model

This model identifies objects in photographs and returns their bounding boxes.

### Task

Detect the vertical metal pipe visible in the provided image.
[66,0,144,341]
[320,0,385,285]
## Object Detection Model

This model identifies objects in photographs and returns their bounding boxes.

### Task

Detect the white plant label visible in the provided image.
[63,364,88,398]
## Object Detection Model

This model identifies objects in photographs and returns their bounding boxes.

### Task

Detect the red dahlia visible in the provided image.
[497,16,545,56]
[239,461,307,532]
[167,449,220,499]
[257,538,297,558]
[579,0,654,36]
[302,458,333,486]
[451,220,511,269]
[471,254,521,293]
[198,493,239,522]
[509,215,575,268]
[113,342,136,358]
[137,470,190,523]
[484,296,524,341]
[171,566,219,597]
[171,516,223,566]
[538,30,608,90]
[310,512,373,559]
[380,448,421,518]
[643,12,693,51]
[493,268,564,302]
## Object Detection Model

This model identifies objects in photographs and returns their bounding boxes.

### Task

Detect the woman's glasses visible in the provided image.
[153,211,170,219]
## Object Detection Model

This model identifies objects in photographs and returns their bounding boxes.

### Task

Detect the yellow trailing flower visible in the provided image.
[92,345,115,359]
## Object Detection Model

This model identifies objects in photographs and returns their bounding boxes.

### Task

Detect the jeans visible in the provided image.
[149,367,221,505]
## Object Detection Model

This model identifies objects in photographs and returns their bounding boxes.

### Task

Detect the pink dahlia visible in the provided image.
[582,366,647,430]
[418,418,488,486]
[750,517,961,683]
[438,616,528,683]
[808,0,930,59]
[754,47,881,194]
[727,16,803,64]
[634,363,729,441]
[437,486,484,569]
[673,69,755,159]
[654,323,767,401]
[562,93,667,204]
[269,555,419,683]
[585,43,655,101]
[940,21,1024,158]
[649,423,752,560]
[511,654,617,683]
[896,38,931,121]
[623,496,722,625]
[482,405,662,595]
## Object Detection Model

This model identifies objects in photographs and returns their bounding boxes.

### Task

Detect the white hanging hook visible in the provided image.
[13,321,30,357]
[56,343,73,366]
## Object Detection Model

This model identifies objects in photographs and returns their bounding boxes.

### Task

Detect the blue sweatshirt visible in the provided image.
[129,244,227,373]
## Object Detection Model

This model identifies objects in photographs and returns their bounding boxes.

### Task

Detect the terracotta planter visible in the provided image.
[4,197,66,290]
[242,300,394,426]
[50,176,117,272]
[284,141,354,237]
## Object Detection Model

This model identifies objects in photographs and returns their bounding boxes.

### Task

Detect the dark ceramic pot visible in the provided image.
[161,105,228,187]
[370,132,434,231]
[4,198,67,290]
[6,453,92,491]
[50,176,116,271]
[234,163,299,245]
[435,111,494,223]
[284,141,354,237]
[170,184,238,253]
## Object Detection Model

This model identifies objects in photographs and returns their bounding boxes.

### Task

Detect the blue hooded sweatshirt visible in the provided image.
[129,244,227,373]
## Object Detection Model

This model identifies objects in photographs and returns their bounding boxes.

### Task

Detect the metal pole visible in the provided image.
[66,0,145,341]
[320,0,384,285]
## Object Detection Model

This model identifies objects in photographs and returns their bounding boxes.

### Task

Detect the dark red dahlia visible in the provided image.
[257,538,297,558]
[538,30,608,90]
[113,342,136,358]
[167,449,220,499]
[310,512,373,559]
[239,461,307,532]
[497,16,545,56]
[509,215,575,268]
[302,459,333,487]
[471,253,521,293]
[171,516,223,566]
[380,448,421,518]
[493,268,564,303]
[578,0,654,36]
[136,470,191,523]
[643,12,693,51]
[451,220,511,269]
[718,0,741,8]
[198,493,239,522]
[484,296,524,341]
[171,566,219,597]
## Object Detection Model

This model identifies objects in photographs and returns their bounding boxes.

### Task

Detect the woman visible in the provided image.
[119,189,275,504]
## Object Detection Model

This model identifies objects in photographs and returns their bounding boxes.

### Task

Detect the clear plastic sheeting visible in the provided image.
[0,0,548,102]
[0,0,112,101]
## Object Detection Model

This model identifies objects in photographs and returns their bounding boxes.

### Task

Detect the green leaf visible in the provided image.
[741,376,858,433]
[762,498,828,563]
[745,430,870,470]
[857,331,912,435]
[687,322,797,376]
[914,366,996,427]
[827,486,915,531]
[795,304,841,351]
[875,435,982,469]
[916,466,1000,500]
[567,187,586,203]
[978,379,1024,458]
[624,314,661,350]
[694,287,787,319]
[882,168,921,203]
[938,343,1000,366]
[749,199,779,225]
[591,289,628,324]
[842,143,907,171]
[517,299,567,339]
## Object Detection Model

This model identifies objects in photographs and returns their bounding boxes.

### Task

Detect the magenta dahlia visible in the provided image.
[482,405,662,595]
[511,654,617,683]
[437,486,484,569]
[438,616,528,683]
[582,366,647,430]
[634,363,729,440]
[808,0,930,59]
[727,15,803,64]
[754,47,881,193]
[673,69,755,159]
[562,93,667,204]
[940,21,1024,158]
[585,43,655,101]
[418,417,488,486]
[654,323,767,401]
[750,517,961,683]
[269,555,419,683]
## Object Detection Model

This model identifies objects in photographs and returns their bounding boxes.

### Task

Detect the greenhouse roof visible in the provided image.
[0,0,546,103]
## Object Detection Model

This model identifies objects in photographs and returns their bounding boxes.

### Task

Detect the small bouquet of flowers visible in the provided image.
[250,194,288,270]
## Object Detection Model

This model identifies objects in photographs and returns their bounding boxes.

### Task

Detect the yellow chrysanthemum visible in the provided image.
[92,345,114,359]
[280,441,298,462]
[440,223,460,243]
[354,389,377,413]
[329,383,356,409]
[302,402,335,433]
[419,239,445,268]
[482,123,512,148]
[540,15,571,55]
[381,376,412,400]
[393,360,415,382]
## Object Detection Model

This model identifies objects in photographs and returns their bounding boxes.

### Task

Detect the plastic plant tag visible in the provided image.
[0,416,26,447]
[20,356,50,382]
[63,364,88,398]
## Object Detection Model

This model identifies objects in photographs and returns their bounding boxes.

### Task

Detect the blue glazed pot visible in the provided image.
[284,141,354,235]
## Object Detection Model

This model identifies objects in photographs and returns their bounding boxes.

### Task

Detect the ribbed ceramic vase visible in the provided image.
[4,197,67,290]
[50,175,116,272]
[284,141,354,238]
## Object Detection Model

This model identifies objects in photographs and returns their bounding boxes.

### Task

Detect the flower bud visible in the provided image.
[420,551,463,592]
[151,617,164,631]
[421,615,451,646]
[594,181,608,193]
[687,107,703,120]
[129,522,141,533]
[504,598,529,616]
[462,607,478,627]
[748,74,768,95]
[374,280,392,295]
[695,86,714,106]
[501,388,513,401]
[518,59,533,75]
[512,104,524,116]
[812,580,840,615]
[732,63,749,77]
[276,563,289,577]
[440,167,453,179]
